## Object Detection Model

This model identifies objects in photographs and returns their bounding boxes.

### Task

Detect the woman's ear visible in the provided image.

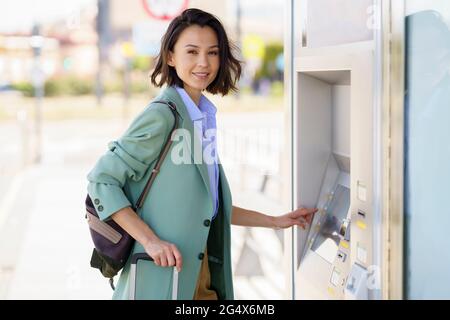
[167,51,175,67]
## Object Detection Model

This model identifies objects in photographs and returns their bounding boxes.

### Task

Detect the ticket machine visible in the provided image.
[291,0,381,300]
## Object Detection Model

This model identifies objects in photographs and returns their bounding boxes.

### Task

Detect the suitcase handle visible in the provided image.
[129,253,178,300]
[131,253,153,264]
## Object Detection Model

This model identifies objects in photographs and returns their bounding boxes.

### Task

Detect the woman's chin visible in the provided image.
[192,84,209,92]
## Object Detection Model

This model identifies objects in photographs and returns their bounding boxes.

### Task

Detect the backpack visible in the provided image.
[85,101,178,289]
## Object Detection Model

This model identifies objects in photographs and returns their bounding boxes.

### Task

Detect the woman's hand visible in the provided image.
[273,207,317,230]
[143,237,183,272]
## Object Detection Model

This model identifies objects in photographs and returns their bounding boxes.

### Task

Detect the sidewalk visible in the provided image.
[0,119,124,299]
[2,163,112,299]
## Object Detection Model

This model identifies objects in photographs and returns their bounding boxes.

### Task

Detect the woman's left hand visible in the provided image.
[273,207,317,230]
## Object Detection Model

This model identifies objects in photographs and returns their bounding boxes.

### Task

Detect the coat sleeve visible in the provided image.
[87,105,174,221]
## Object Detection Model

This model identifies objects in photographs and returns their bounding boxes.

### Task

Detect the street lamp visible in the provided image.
[30,23,44,164]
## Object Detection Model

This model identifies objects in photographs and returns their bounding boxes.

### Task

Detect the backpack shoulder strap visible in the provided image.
[134,101,179,210]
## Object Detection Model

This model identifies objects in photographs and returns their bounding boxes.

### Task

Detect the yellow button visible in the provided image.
[356,220,367,230]
[339,240,349,249]
[327,287,335,296]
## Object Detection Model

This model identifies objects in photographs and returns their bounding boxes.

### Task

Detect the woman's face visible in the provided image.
[168,25,220,101]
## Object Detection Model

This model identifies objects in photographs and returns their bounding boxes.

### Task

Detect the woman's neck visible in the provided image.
[183,85,201,106]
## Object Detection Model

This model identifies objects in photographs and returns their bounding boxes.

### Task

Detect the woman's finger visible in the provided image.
[159,253,168,267]
[171,244,183,272]
[303,207,318,215]
[166,252,176,267]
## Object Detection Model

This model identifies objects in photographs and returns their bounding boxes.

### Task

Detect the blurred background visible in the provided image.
[0,0,291,299]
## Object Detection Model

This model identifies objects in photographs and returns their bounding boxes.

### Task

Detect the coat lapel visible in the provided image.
[218,162,232,217]
[158,86,213,205]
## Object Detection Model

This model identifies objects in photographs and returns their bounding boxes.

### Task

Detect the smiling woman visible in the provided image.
[87,8,316,300]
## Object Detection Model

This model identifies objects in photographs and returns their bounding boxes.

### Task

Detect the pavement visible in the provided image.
[0,119,123,299]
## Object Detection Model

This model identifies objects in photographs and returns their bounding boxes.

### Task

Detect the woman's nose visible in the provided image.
[197,53,210,67]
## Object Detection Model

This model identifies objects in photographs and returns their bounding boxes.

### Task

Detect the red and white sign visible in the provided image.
[141,0,189,20]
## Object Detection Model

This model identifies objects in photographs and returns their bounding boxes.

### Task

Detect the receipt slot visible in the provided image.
[344,263,369,300]
[292,45,376,299]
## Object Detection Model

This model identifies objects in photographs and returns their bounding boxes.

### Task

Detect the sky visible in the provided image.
[0,0,95,33]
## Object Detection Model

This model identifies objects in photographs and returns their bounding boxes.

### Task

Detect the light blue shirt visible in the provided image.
[174,86,219,220]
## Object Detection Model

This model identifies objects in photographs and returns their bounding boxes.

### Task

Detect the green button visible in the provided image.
[198,253,204,260]
[97,205,104,212]
[94,199,100,205]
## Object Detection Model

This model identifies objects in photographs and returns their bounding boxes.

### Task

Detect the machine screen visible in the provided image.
[311,184,350,263]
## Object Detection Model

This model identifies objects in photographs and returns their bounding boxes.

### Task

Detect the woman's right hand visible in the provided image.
[110,207,183,272]
[143,237,183,272]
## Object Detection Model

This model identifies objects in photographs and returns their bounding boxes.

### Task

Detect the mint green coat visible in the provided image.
[87,86,234,299]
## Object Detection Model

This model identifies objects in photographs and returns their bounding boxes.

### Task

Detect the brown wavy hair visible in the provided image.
[150,8,242,96]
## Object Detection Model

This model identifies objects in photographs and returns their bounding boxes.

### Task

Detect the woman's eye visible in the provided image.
[209,51,219,56]
[188,50,197,54]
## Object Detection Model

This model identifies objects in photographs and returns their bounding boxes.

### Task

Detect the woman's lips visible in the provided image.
[192,72,209,80]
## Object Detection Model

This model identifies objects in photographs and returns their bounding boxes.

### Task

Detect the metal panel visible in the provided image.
[303,0,374,48]
[285,0,296,300]
[386,0,405,300]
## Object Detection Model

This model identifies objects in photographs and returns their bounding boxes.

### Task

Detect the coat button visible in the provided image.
[198,253,205,260]
[97,205,104,212]
[94,199,100,205]
[203,219,211,227]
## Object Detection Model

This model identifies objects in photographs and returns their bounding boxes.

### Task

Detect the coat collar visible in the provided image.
[154,86,187,120]
[154,86,214,207]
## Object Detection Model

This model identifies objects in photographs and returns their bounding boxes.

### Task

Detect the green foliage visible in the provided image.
[131,81,150,93]
[131,56,152,71]
[11,73,152,97]
[255,42,283,80]
[270,81,284,97]
[44,80,63,96]
[11,82,34,97]
[65,77,94,95]
[12,77,94,97]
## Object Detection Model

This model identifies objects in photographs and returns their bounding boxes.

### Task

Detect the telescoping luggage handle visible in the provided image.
[129,253,179,300]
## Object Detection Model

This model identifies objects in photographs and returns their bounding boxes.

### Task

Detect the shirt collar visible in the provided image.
[174,86,217,122]
[199,94,217,116]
